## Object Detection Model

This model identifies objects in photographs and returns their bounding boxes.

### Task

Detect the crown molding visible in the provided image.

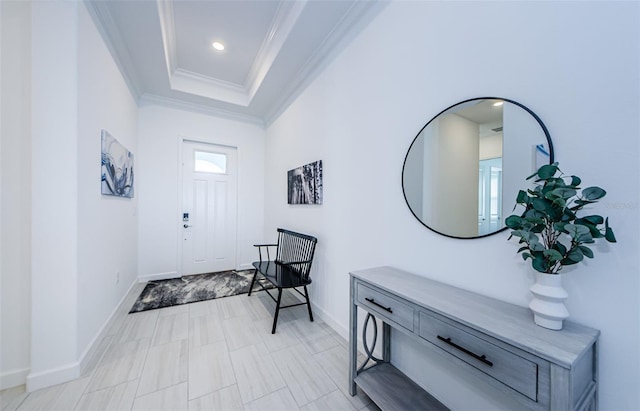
[244,0,307,101]
[174,68,247,93]
[264,0,389,126]
[170,68,250,107]
[156,0,177,77]
[84,0,142,100]
[139,93,264,126]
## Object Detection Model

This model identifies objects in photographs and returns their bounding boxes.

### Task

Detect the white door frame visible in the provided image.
[176,136,240,276]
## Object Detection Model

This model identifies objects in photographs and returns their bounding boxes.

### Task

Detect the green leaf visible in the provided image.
[575,220,603,239]
[516,190,529,204]
[510,230,524,239]
[551,197,567,208]
[523,231,539,242]
[552,241,568,256]
[562,208,577,221]
[579,245,594,258]
[570,175,581,186]
[550,187,577,199]
[543,249,564,262]
[605,231,616,243]
[566,247,584,263]
[605,225,617,243]
[505,215,523,229]
[560,257,580,266]
[580,215,604,225]
[532,255,549,273]
[517,246,528,253]
[537,164,559,180]
[532,198,552,213]
[531,225,546,234]
[582,186,606,201]
[522,216,544,226]
[553,222,567,232]
[524,209,545,219]
[565,224,590,238]
[549,177,567,188]
[572,199,596,208]
[530,242,545,252]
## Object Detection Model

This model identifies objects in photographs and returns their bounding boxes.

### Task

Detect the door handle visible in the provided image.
[183,224,191,228]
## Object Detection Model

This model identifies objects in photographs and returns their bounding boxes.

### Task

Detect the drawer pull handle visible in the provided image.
[365,297,393,313]
[437,335,493,367]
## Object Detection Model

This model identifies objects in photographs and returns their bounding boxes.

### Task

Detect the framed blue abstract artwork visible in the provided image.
[101,130,134,198]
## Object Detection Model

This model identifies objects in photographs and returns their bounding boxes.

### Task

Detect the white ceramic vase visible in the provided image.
[529,272,569,330]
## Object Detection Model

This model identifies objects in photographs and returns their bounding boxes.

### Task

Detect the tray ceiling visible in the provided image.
[86,0,386,125]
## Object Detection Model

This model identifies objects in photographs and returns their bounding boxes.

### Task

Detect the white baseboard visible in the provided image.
[26,362,80,392]
[138,271,179,283]
[237,263,253,271]
[24,279,139,392]
[311,301,349,342]
[278,289,348,342]
[78,279,137,375]
[0,367,30,390]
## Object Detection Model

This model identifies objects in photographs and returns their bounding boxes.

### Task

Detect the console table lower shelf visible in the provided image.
[354,362,448,411]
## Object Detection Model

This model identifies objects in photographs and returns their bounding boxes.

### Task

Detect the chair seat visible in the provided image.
[251,261,312,288]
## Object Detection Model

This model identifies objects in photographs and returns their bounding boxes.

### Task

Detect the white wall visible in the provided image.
[431,113,479,237]
[76,2,138,359]
[502,101,546,227]
[137,105,266,280]
[478,133,502,160]
[402,132,423,219]
[28,1,80,390]
[0,0,32,390]
[0,1,140,391]
[265,1,639,410]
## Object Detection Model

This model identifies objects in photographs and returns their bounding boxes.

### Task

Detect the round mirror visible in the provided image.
[402,97,554,239]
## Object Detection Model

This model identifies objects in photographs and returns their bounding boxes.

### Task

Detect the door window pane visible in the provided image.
[194,151,226,174]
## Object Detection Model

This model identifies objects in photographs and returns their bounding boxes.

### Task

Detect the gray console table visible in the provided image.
[349,266,600,411]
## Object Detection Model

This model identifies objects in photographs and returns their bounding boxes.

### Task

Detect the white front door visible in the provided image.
[181,141,237,275]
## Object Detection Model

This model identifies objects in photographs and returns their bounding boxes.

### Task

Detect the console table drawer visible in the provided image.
[356,283,414,331]
[419,311,538,401]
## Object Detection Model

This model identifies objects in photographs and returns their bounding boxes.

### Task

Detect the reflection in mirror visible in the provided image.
[402,97,553,239]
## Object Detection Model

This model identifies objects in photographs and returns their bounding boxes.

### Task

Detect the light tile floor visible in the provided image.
[1,283,378,411]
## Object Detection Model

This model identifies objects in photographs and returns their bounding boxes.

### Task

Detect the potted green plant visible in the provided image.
[506,162,616,329]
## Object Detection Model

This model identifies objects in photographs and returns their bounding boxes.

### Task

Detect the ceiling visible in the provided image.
[85,0,387,126]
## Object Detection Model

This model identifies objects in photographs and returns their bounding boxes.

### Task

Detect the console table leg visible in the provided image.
[383,323,391,363]
[349,277,357,396]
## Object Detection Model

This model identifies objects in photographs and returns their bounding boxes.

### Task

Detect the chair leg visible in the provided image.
[304,285,314,322]
[248,269,258,297]
[272,288,283,334]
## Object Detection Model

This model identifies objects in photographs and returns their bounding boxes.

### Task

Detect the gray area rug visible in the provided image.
[130,269,271,313]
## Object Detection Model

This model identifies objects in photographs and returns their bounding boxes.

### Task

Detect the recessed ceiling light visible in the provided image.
[493,101,504,107]
[212,41,225,51]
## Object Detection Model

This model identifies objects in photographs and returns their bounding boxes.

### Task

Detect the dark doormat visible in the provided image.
[129,269,272,313]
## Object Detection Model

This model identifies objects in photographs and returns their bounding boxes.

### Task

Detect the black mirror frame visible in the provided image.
[401,96,555,239]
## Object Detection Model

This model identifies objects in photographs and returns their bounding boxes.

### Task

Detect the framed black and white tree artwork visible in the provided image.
[288,160,323,205]
[101,130,134,198]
